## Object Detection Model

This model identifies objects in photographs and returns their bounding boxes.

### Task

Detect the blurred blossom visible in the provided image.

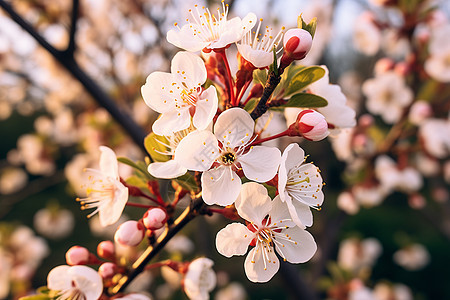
[419,118,450,159]
[353,13,381,56]
[353,185,387,208]
[15,134,56,176]
[393,244,430,271]
[374,155,423,194]
[330,128,355,162]
[408,100,432,126]
[0,167,27,195]
[184,257,216,300]
[161,266,182,289]
[373,282,413,300]
[425,24,450,82]
[338,237,382,273]
[413,154,440,177]
[34,206,75,239]
[215,282,247,300]
[337,191,359,215]
[165,235,194,255]
[0,249,13,299]
[362,71,413,124]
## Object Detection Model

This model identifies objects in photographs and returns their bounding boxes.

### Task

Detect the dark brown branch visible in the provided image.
[64,0,79,57]
[0,0,147,152]
[250,71,281,120]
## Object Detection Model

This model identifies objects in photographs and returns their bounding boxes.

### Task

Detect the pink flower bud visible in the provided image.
[98,262,118,279]
[409,100,432,125]
[97,240,115,260]
[374,58,394,75]
[283,28,313,60]
[114,221,145,247]
[66,246,90,265]
[289,109,329,141]
[143,207,167,230]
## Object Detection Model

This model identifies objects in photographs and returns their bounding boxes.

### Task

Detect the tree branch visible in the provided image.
[64,0,79,57]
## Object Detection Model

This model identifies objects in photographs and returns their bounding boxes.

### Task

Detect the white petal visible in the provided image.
[99,146,119,179]
[166,25,208,52]
[239,146,281,182]
[141,72,176,113]
[47,265,71,291]
[282,144,305,174]
[98,182,128,227]
[269,195,295,228]
[152,110,191,136]
[235,182,272,223]
[274,227,317,264]
[244,245,279,283]
[285,196,313,228]
[241,13,257,35]
[174,130,219,171]
[209,17,244,49]
[171,51,207,88]
[216,223,253,257]
[69,266,103,300]
[148,160,187,179]
[237,44,273,68]
[193,86,218,130]
[201,167,241,206]
[214,107,254,148]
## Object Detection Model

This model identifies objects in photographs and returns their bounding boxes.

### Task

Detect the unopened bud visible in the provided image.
[97,240,115,260]
[409,100,432,125]
[288,109,329,141]
[114,221,145,247]
[66,246,90,265]
[98,262,118,279]
[143,207,167,230]
[281,28,312,68]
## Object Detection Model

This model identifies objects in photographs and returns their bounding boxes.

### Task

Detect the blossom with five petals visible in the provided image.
[278,143,324,228]
[216,182,317,282]
[77,146,128,227]
[47,265,103,300]
[175,108,281,206]
[141,51,218,136]
[167,2,256,52]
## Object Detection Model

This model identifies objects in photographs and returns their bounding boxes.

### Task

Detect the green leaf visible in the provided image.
[174,172,199,192]
[253,69,267,86]
[268,46,278,76]
[280,93,328,108]
[244,98,258,112]
[144,133,170,163]
[126,175,148,189]
[297,15,317,38]
[284,66,326,97]
[117,157,152,180]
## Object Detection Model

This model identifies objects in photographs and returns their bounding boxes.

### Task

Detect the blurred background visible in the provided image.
[1,0,449,299]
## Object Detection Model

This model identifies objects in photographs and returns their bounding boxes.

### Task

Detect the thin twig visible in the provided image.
[64,0,79,57]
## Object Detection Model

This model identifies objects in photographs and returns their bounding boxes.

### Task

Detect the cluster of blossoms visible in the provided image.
[36,2,356,299]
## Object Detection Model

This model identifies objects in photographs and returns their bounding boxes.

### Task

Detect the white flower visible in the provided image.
[115,293,152,300]
[419,118,450,159]
[214,282,247,300]
[353,185,387,208]
[77,146,129,227]
[167,2,256,52]
[337,238,382,273]
[47,265,103,300]
[34,207,75,239]
[175,107,281,206]
[184,257,216,300]
[425,24,450,82]
[147,128,195,179]
[278,143,324,228]
[362,71,413,124]
[215,182,317,283]
[374,155,423,193]
[141,51,218,136]
[237,19,284,68]
[393,244,430,271]
[353,13,381,56]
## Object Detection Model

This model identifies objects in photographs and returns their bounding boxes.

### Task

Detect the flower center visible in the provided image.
[220,151,236,165]
[180,88,198,106]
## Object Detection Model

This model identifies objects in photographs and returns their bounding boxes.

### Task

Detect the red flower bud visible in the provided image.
[66,246,90,265]
[281,29,313,68]
[143,207,167,230]
[114,220,145,247]
[288,109,329,141]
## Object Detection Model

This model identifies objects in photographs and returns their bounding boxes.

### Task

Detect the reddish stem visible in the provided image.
[236,79,252,106]
[216,49,236,106]
[249,130,290,146]
[125,202,154,209]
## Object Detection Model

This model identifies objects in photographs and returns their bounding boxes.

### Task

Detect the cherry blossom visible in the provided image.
[167,2,256,52]
[184,257,216,300]
[237,19,284,68]
[141,51,218,136]
[175,108,281,206]
[278,143,324,228]
[47,265,103,300]
[215,182,317,283]
[77,146,128,227]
